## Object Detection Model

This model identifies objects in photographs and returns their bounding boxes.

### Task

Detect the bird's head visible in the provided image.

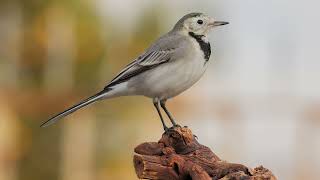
[173,13,228,36]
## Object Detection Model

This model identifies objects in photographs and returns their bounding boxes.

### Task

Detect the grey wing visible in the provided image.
[105,50,174,88]
[105,33,185,88]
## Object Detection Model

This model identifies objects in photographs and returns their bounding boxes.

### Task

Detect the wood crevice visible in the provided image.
[133,126,276,180]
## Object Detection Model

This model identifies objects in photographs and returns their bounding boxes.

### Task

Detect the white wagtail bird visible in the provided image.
[41,12,228,130]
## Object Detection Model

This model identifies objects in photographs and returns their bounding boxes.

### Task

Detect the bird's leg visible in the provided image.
[160,100,179,127]
[153,99,168,131]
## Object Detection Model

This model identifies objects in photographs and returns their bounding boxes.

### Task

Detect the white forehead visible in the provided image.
[173,13,212,30]
[185,14,211,22]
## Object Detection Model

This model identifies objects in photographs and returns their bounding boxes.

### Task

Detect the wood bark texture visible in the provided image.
[133,126,276,180]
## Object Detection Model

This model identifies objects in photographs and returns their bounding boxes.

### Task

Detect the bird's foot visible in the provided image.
[163,124,184,132]
[166,124,181,131]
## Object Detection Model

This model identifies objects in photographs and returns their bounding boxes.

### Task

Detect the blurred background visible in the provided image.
[1,0,320,179]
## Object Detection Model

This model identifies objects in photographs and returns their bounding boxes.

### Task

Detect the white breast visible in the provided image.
[134,42,209,100]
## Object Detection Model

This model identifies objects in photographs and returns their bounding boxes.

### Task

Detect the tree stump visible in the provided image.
[133,126,276,180]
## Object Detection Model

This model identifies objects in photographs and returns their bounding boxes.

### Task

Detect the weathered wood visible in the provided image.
[133,126,277,180]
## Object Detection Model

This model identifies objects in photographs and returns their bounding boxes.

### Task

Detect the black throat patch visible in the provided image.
[188,32,211,61]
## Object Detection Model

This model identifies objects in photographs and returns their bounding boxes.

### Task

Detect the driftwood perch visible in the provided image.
[133,126,276,180]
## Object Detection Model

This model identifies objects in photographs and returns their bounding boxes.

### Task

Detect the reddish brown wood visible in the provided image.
[133,126,277,180]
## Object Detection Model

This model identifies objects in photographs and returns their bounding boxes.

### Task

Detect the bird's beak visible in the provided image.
[211,21,229,27]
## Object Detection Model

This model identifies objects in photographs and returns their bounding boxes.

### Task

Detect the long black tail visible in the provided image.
[40,90,108,127]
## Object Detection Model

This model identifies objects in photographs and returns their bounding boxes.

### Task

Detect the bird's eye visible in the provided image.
[197,19,203,25]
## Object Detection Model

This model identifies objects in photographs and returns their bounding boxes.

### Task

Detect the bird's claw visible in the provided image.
[173,124,181,128]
